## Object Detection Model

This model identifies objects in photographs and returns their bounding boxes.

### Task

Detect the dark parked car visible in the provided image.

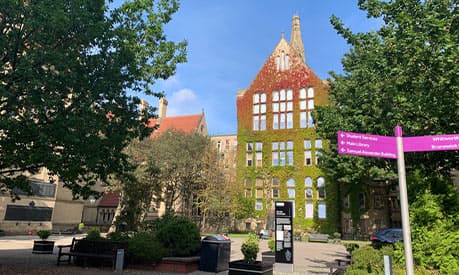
[370,228,403,247]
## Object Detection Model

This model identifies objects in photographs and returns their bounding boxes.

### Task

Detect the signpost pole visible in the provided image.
[394,126,414,275]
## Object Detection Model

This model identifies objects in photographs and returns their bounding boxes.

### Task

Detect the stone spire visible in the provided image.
[290,15,305,63]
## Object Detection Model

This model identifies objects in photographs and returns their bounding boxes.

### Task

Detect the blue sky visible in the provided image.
[142,1,381,135]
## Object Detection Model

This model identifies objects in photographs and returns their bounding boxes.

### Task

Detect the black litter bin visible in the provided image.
[199,235,231,272]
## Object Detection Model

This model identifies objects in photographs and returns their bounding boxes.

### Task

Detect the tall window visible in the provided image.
[304,139,312,166]
[255,199,263,210]
[272,89,293,129]
[246,142,253,166]
[272,141,293,166]
[305,201,313,218]
[255,142,263,167]
[305,177,313,198]
[287,178,295,199]
[300,87,315,128]
[315,139,322,165]
[318,201,326,219]
[253,93,266,131]
[276,51,290,71]
[272,188,279,198]
[317,177,326,199]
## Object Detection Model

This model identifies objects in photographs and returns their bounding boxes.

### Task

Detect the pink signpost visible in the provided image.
[338,127,458,275]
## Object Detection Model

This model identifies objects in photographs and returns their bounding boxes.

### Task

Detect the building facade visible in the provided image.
[0,168,85,234]
[236,16,329,231]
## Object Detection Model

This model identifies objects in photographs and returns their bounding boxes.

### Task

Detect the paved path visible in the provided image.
[0,235,348,274]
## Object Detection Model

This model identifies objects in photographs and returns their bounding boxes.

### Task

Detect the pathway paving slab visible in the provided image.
[0,235,348,274]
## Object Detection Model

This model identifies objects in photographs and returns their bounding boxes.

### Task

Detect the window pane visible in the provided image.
[287,112,293,128]
[300,100,306,110]
[247,143,253,151]
[280,113,285,129]
[287,178,295,187]
[253,94,259,103]
[253,116,259,130]
[285,55,289,69]
[280,152,285,166]
[317,177,325,186]
[305,201,314,218]
[287,151,293,165]
[305,177,313,187]
[318,202,326,218]
[260,93,266,102]
[305,188,313,198]
[305,150,312,166]
[245,178,252,186]
[279,141,285,150]
[300,88,306,99]
[308,87,314,98]
[304,139,311,149]
[256,189,263,198]
[253,104,259,114]
[272,188,279,198]
[273,91,279,101]
[287,188,295,198]
[273,114,278,129]
[280,89,285,100]
[280,102,286,112]
[272,177,280,185]
[260,104,266,113]
[272,152,279,166]
[315,139,323,148]
[255,199,263,210]
[273,103,279,112]
[272,142,278,150]
[307,111,314,127]
[260,115,266,130]
[287,102,293,111]
[256,142,262,151]
[286,89,293,100]
[308,99,314,109]
[300,112,307,128]
[286,141,293,149]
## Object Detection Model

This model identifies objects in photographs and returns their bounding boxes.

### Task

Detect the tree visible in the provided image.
[0,0,187,198]
[316,0,458,229]
[140,129,209,217]
[196,144,233,231]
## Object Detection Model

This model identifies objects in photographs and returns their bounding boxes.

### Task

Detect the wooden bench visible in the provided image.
[308,233,329,243]
[57,237,127,269]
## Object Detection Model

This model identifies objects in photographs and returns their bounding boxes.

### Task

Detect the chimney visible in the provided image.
[139,99,149,112]
[158,97,168,119]
[290,15,306,63]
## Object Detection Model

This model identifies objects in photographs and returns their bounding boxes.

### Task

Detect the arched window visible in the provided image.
[287,178,295,198]
[317,177,325,198]
[287,178,295,187]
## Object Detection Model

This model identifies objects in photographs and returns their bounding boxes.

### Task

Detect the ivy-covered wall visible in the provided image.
[236,40,331,232]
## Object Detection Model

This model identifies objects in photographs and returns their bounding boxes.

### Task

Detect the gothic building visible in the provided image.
[236,16,329,231]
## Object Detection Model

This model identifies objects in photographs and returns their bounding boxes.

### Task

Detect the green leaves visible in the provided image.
[0,0,187,198]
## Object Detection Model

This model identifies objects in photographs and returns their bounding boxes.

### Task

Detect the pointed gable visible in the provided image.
[98,191,120,207]
[237,15,328,132]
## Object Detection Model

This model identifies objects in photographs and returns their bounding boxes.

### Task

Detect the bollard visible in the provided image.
[115,249,124,274]
[384,255,393,275]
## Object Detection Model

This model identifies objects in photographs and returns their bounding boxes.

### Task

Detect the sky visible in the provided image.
[141,0,382,135]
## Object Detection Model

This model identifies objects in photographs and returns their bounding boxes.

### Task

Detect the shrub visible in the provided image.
[153,214,201,257]
[241,233,259,264]
[333,232,341,239]
[106,231,130,241]
[37,230,51,240]
[85,228,103,240]
[268,238,275,253]
[128,231,164,264]
[344,243,359,255]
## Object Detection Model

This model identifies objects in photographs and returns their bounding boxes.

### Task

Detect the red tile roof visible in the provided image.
[148,114,203,137]
[98,191,120,207]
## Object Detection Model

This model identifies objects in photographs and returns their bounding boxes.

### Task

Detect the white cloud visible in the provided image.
[166,88,199,116]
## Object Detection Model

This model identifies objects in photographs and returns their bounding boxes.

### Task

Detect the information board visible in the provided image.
[275,201,293,264]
